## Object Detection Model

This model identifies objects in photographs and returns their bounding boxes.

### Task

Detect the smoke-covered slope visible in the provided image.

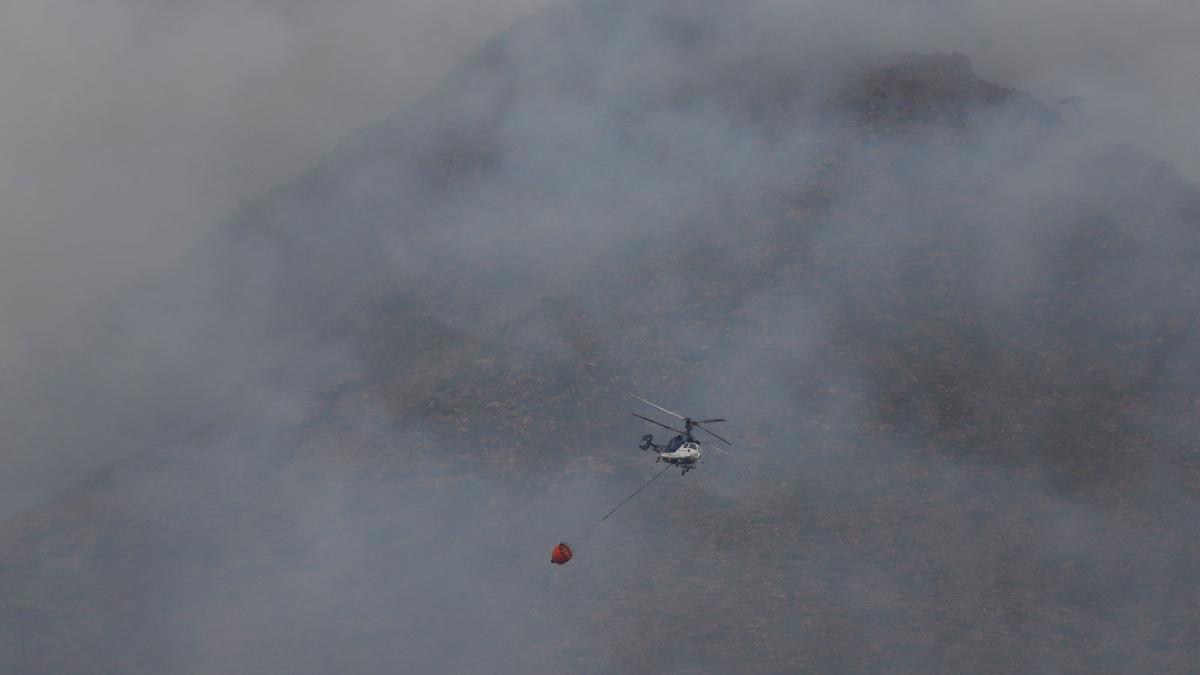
[3,2,1200,672]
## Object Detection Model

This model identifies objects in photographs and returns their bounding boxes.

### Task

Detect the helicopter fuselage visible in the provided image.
[659,441,702,464]
[639,433,702,474]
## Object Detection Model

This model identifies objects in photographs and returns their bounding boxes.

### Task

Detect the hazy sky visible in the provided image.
[0,0,551,365]
[1,0,1197,367]
[1,0,1197,514]
[1,2,1199,671]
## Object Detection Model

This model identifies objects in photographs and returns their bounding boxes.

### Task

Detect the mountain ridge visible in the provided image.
[2,3,1198,669]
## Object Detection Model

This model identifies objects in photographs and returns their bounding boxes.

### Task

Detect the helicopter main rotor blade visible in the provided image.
[698,418,725,424]
[707,444,740,459]
[631,413,686,436]
[693,437,740,458]
[695,423,732,445]
[630,394,686,420]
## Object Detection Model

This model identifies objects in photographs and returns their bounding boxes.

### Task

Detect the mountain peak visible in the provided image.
[3,4,1199,673]
[842,51,1057,130]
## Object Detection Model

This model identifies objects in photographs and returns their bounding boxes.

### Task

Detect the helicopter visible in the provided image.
[630,394,736,475]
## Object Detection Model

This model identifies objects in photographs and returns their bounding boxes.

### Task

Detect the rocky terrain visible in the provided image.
[2,2,1198,672]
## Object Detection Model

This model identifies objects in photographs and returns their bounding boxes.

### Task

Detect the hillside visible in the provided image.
[2,2,1199,672]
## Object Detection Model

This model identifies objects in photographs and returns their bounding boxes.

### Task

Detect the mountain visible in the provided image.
[2,2,1199,672]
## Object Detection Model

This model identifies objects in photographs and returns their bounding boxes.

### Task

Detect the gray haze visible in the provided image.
[2,0,1197,365]
[0,0,550,365]
[1,0,1199,672]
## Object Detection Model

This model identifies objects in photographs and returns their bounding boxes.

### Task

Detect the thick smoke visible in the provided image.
[2,0,1199,673]
[0,0,551,366]
[0,0,551,516]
